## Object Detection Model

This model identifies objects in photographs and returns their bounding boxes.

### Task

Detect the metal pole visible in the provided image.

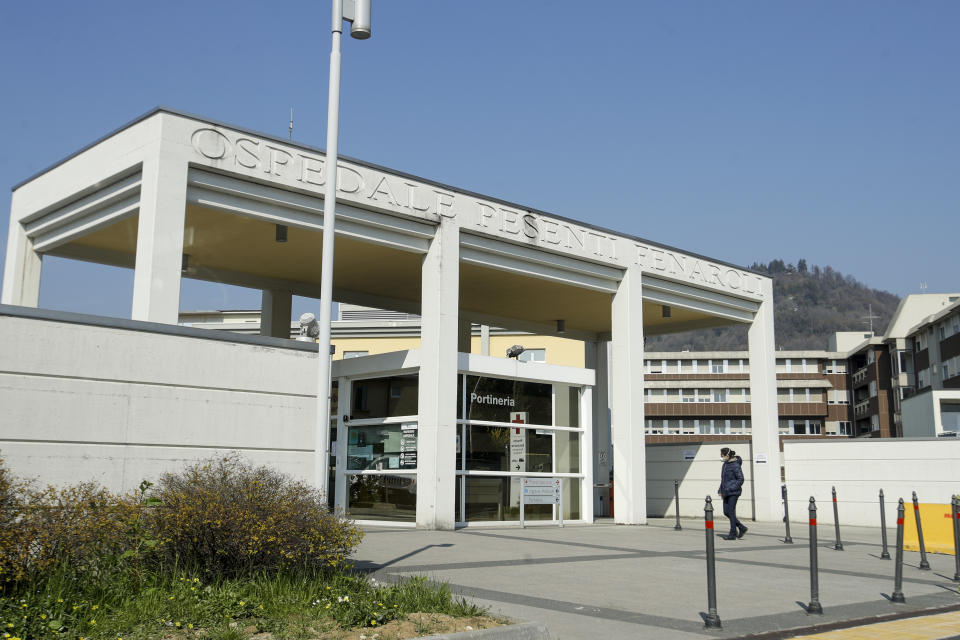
[891,498,906,603]
[807,497,823,614]
[952,495,960,582]
[879,489,890,560]
[703,496,722,629]
[674,480,682,530]
[314,0,346,494]
[912,491,930,570]
[832,486,844,551]
[782,484,793,544]
[520,478,525,529]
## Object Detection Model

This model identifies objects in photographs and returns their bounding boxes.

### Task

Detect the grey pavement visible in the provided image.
[354,517,960,639]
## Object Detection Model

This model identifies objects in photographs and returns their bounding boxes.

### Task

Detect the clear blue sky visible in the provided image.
[1,1,957,318]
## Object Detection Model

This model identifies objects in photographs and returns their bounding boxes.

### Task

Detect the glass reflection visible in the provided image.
[347,474,416,522]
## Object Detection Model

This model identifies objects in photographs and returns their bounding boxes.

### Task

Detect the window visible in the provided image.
[868,380,877,397]
[867,350,875,364]
[711,360,726,374]
[682,389,696,403]
[785,359,792,373]
[918,368,930,388]
[838,421,853,436]
[343,350,369,358]
[952,316,960,335]
[944,360,951,381]
[713,389,727,402]
[939,325,946,341]
[517,348,545,363]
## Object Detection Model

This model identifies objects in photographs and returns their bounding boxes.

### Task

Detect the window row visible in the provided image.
[645,359,747,374]
[778,419,822,435]
[645,418,752,435]
[644,388,749,403]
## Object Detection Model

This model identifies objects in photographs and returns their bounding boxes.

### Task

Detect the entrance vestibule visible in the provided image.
[332,351,594,527]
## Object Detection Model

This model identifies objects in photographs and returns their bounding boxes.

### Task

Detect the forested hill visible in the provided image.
[645,260,902,351]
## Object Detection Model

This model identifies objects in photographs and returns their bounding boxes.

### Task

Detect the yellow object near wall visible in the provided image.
[903,503,956,555]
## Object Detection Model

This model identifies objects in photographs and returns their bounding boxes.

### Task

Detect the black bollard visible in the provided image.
[782,484,793,544]
[952,495,960,582]
[912,491,931,570]
[832,486,844,551]
[891,498,906,603]
[674,480,682,531]
[807,497,823,614]
[703,496,722,629]
[879,489,890,560]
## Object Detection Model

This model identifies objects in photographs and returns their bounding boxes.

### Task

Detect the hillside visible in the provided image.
[645,260,901,351]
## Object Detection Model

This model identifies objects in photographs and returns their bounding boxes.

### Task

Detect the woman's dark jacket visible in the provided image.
[719,456,744,497]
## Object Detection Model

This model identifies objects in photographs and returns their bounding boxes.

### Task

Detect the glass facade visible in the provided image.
[341,370,587,526]
[457,374,584,524]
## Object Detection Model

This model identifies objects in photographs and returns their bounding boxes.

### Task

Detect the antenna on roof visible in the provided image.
[288,107,294,141]
[862,303,880,334]
[920,282,928,292]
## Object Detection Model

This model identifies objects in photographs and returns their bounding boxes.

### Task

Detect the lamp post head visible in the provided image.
[344,0,371,39]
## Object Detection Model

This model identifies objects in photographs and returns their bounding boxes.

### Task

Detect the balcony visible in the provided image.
[854,399,871,416]
[851,366,869,386]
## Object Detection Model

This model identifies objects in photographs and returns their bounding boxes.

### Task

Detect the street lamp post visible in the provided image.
[316,0,371,496]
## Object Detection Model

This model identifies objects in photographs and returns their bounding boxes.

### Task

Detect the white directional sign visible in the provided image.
[509,412,528,472]
[522,477,561,505]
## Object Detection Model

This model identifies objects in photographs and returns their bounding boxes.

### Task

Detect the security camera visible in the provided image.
[297,312,320,341]
[506,344,526,359]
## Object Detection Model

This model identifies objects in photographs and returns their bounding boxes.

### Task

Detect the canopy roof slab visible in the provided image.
[3,108,767,340]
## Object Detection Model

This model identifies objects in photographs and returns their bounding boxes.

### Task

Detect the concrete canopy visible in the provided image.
[9,108,762,339]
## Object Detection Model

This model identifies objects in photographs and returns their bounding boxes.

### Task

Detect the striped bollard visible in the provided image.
[782,484,793,544]
[879,489,890,560]
[832,486,844,551]
[891,498,906,603]
[703,496,722,629]
[807,497,823,614]
[952,496,960,582]
[912,491,930,570]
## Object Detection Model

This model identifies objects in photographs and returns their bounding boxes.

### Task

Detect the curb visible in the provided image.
[417,621,552,640]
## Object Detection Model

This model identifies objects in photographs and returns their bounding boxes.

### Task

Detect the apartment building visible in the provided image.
[642,351,852,441]
[901,296,960,437]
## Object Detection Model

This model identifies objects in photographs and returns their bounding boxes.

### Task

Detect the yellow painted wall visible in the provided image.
[332,336,420,359]
[332,334,585,367]
[903,503,957,555]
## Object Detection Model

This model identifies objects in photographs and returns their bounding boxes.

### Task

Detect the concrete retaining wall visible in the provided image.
[646,441,755,520]
[0,309,319,491]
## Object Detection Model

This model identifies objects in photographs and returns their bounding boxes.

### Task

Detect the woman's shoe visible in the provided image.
[737,526,748,539]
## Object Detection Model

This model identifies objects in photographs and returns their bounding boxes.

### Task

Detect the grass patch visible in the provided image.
[0,571,489,639]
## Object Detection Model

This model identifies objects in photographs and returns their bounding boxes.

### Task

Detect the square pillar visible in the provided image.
[261,290,293,338]
[416,217,459,530]
[131,152,189,324]
[586,340,612,517]
[748,277,780,521]
[334,376,351,513]
[611,266,646,524]
[458,318,473,353]
[1,195,42,307]
[480,324,491,356]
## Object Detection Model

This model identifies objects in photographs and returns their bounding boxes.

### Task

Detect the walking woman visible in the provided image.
[718,447,747,540]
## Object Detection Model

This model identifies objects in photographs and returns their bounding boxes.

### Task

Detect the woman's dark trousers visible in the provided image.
[723,494,742,537]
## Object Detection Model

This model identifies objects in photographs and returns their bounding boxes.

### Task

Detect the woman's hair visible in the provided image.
[721,447,736,458]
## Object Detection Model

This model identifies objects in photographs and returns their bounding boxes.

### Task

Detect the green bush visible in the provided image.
[0,456,145,588]
[148,454,363,579]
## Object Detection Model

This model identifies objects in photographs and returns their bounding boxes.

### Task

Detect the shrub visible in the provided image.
[149,454,362,579]
[0,462,144,588]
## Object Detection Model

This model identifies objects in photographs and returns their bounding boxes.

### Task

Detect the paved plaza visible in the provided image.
[355,517,960,639]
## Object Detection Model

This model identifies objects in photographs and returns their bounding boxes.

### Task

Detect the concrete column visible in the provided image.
[579,383,595,523]
[586,340,612,517]
[261,290,293,338]
[131,152,188,324]
[1,198,42,307]
[611,266,646,524]
[458,318,473,353]
[748,277,780,521]
[417,217,459,530]
[480,325,491,356]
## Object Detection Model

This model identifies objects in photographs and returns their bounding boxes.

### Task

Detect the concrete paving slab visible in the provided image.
[354,518,960,639]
